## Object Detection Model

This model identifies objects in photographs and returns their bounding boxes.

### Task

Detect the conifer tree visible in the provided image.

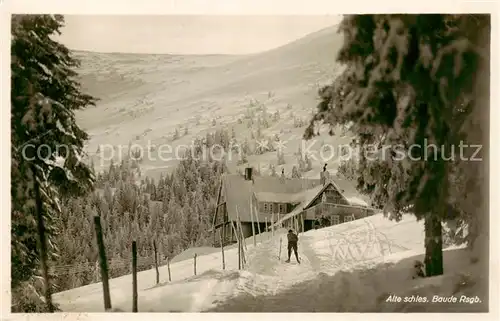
[11,14,97,311]
[291,166,302,179]
[307,14,490,277]
[277,150,286,165]
[270,165,278,177]
[173,128,180,140]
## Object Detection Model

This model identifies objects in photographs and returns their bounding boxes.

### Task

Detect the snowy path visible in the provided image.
[53,214,429,312]
[243,233,321,294]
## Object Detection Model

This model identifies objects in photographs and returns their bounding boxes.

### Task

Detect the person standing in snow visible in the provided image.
[285,229,300,263]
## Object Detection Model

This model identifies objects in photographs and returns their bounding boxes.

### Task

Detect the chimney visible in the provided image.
[245,167,253,181]
[321,163,328,185]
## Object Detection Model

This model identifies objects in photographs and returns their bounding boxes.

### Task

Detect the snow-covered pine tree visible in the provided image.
[304,154,312,171]
[274,110,280,122]
[11,15,97,311]
[307,14,489,277]
[270,164,278,177]
[277,150,286,165]
[173,128,180,140]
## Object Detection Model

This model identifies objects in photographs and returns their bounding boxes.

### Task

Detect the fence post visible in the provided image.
[220,231,226,270]
[254,201,261,240]
[132,241,138,312]
[231,221,241,270]
[153,240,159,284]
[194,253,197,276]
[237,219,247,267]
[93,216,112,311]
[250,204,256,246]
[167,257,171,281]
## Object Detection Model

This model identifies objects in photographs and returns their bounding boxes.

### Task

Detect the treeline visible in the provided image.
[52,148,226,292]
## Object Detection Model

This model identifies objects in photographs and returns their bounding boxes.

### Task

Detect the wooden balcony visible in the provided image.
[303,202,373,220]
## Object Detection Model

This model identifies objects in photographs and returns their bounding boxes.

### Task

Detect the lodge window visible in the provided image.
[331,215,340,225]
[344,215,354,223]
[279,203,287,214]
[263,202,274,213]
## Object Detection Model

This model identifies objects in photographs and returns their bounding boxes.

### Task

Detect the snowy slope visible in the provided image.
[73,26,346,181]
[53,213,435,312]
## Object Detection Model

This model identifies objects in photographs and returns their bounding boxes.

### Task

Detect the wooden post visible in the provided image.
[194,253,197,276]
[32,166,54,312]
[235,206,247,252]
[132,241,138,312]
[249,200,256,246]
[238,219,247,259]
[254,199,261,239]
[153,240,159,284]
[93,216,112,311]
[231,221,241,270]
[238,220,245,251]
[256,214,261,240]
[222,219,226,248]
[237,228,242,270]
[220,230,226,270]
[236,219,247,267]
[278,237,282,261]
[230,219,234,242]
[265,217,269,239]
[167,257,171,282]
[272,212,275,237]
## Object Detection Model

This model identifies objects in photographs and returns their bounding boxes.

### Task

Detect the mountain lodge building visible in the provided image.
[211,167,376,247]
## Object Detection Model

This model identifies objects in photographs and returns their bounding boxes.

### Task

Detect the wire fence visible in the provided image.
[50,219,419,276]
[49,255,162,275]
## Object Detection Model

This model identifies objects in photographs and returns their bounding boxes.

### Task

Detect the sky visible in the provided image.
[56,15,342,55]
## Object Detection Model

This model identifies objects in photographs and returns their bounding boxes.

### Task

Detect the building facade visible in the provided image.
[211,167,376,247]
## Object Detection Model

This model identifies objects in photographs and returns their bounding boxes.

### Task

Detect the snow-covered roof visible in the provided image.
[221,174,322,222]
[254,191,308,204]
[219,172,372,224]
[346,197,368,207]
[270,179,374,227]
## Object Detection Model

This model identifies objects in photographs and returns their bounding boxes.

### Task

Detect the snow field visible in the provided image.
[54,213,436,312]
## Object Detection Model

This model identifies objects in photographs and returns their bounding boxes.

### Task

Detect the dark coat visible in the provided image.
[287,232,298,243]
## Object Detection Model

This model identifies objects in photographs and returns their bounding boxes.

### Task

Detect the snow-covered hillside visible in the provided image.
[53,213,485,312]
[73,25,347,180]
[52,23,489,313]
